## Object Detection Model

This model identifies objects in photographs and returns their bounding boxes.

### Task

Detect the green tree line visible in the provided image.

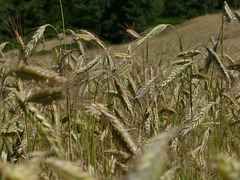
[0,0,239,43]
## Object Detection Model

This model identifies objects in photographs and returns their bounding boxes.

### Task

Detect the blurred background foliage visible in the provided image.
[0,0,240,43]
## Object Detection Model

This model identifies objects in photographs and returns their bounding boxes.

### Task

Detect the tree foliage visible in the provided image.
[0,0,239,43]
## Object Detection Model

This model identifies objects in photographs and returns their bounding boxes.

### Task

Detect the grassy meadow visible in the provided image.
[0,1,240,180]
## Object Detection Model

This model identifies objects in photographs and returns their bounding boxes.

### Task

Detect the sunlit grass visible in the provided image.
[0,1,239,180]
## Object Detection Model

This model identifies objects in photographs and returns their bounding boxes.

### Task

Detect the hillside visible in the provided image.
[33,12,240,66]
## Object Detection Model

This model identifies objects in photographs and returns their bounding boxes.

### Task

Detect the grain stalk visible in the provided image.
[0,161,39,180]
[158,62,191,93]
[24,24,57,61]
[0,77,6,155]
[212,154,240,180]
[15,92,63,156]
[178,103,216,138]
[44,158,95,180]
[126,129,177,180]
[86,103,139,156]
[135,24,168,49]
[59,0,66,50]
[7,65,67,85]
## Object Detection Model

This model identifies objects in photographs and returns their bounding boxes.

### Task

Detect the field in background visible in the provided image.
[0,2,240,180]
[33,12,240,61]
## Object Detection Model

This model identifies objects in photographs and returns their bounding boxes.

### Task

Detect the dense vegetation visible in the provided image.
[1,0,240,43]
[0,1,239,180]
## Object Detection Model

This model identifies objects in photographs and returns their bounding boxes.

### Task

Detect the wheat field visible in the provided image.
[0,1,239,180]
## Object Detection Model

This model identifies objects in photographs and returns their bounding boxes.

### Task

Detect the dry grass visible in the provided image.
[0,2,240,180]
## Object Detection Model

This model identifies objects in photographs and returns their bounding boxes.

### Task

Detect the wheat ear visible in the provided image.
[81,30,107,51]
[135,76,157,99]
[15,92,63,156]
[179,103,215,138]
[68,29,85,56]
[113,76,134,116]
[113,53,136,72]
[126,29,140,39]
[16,34,25,53]
[234,11,240,22]
[206,47,231,86]
[212,154,240,180]
[177,50,201,58]
[228,63,240,70]
[159,167,179,180]
[171,59,191,66]
[106,51,115,71]
[222,93,240,111]
[223,54,235,64]
[127,76,138,97]
[24,24,50,60]
[136,24,168,48]
[26,87,64,104]
[77,55,103,74]
[86,103,138,156]
[158,62,191,91]
[126,129,177,180]
[7,65,67,85]
[114,52,129,58]
[0,42,11,55]
[0,161,39,180]
[44,158,95,180]
[104,149,130,160]
[223,1,235,22]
